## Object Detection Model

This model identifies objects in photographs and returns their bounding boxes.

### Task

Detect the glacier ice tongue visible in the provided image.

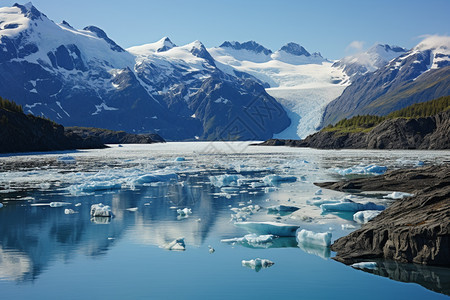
[235,221,300,237]
[241,258,274,272]
[296,229,332,247]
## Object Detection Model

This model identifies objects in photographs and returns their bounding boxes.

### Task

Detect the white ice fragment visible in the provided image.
[75,203,82,207]
[307,199,341,206]
[332,164,387,175]
[383,192,414,199]
[57,156,76,164]
[341,224,357,230]
[164,238,186,251]
[177,208,192,216]
[235,221,300,237]
[315,189,323,195]
[351,262,378,270]
[133,173,178,185]
[174,157,186,162]
[221,234,274,246]
[242,258,274,271]
[321,201,384,212]
[49,202,71,207]
[209,174,242,188]
[262,175,297,186]
[296,229,332,247]
[64,209,76,214]
[126,207,138,212]
[90,203,113,217]
[69,181,122,195]
[208,246,215,254]
[353,210,382,224]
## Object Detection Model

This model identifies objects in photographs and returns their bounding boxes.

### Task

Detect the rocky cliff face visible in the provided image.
[0,108,105,153]
[65,127,165,144]
[316,165,450,267]
[257,110,450,149]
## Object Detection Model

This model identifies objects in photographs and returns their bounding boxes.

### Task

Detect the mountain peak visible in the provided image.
[220,41,272,55]
[13,2,44,20]
[156,36,175,52]
[279,42,311,57]
[83,25,124,52]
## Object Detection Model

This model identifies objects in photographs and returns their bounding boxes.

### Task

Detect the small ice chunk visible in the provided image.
[164,238,185,251]
[90,203,113,217]
[242,258,274,271]
[307,199,340,206]
[209,174,242,188]
[174,157,186,162]
[383,192,414,199]
[296,229,332,247]
[235,222,300,237]
[177,208,192,216]
[267,205,299,213]
[57,156,76,164]
[353,210,382,224]
[221,234,274,245]
[314,189,323,195]
[126,207,138,212]
[250,182,265,188]
[64,208,76,214]
[118,144,123,147]
[49,202,71,207]
[351,262,378,270]
[321,201,384,212]
[0,203,3,208]
[75,203,82,207]
[332,164,387,175]
[208,245,215,254]
[341,224,357,230]
[262,175,296,186]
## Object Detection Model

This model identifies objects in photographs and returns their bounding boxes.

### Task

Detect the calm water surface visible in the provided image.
[0,142,449,299]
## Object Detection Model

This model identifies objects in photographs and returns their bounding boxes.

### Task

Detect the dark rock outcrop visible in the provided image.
[315,165,450,267]
[257,110,450,149]
[65,127,165,144]
[0,108,105,153]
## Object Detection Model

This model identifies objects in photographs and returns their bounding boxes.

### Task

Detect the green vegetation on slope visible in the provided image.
[0,97,23,113]
[323,95,450,133]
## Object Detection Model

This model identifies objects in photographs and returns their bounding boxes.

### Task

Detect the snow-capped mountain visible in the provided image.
[0,3,290,140]
[332,44,407,81]
[209,41,347,138]
[322,35,450,126]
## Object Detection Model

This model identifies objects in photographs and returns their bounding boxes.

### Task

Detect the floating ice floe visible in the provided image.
[90,203,113,217]
[221,234,274,248]
[57,156,76,164]
[351,262,378,270]
[331,164,387,176]
[307,199,341,206]
[75,203,82,207]
[49,202,71,207]
[341,224,357,230]
[126,207,138,212]
[132,173,179,186]
[230,205,261,222]
[262,175,297,186]
[235,221,300,237]
[321,200,385,212]
[383,192,414,199]
[353,210,382,224]
[267,205,299,213]
[164,238,186,251]
[69,181,122,195]
[242,258,274,272]
[64,208,76,214]
[174,157,186,162]
[314,189,323,195]
[209,174,242,188]
[208,246,215,254]
[177,208,192,218]
[296,229,332,247]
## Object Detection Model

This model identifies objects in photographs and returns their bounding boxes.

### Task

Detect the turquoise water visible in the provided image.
[0,143,448,299]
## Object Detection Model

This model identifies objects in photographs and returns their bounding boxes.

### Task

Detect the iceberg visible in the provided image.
[177,208,192,216]
[332,164,387,176]
[341,224,357,230]
[163,238,186,251]
[64,208,76,214]
[209,174,242,188]
[262,175,297,186]
[383,192,414,199]
[221,234,274,248]
[296,229,332,247]
[241,258,274,272]
[353,210,382,224]
[49,202,71,207]
[351,262,378,270]
[235,221,300,237]
[174,157,186,162]
[314,189,323,195]
[69,181,122,195]
[297,242,331,259]
[90,203,113,217]
[126,207,138,212]
[133,173,178,185]
[321,200,385,212]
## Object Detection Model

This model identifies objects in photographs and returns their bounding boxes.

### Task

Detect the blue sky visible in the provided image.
[3,0,450,59]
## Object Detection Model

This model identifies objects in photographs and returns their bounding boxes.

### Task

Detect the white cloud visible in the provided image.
[346,40,365,53]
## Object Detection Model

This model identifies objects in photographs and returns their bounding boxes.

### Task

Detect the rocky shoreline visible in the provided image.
[315,165,450,267]
[257,110,450,149]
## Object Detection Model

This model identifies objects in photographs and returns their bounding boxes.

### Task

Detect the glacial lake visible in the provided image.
[0,142,449,299]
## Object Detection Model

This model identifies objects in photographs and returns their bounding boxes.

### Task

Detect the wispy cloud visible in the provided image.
[346,40,365,53]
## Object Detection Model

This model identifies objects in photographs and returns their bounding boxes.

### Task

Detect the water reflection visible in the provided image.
[355,260,450,296]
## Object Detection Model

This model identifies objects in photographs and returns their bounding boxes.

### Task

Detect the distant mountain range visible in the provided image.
[0,3,449,141]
